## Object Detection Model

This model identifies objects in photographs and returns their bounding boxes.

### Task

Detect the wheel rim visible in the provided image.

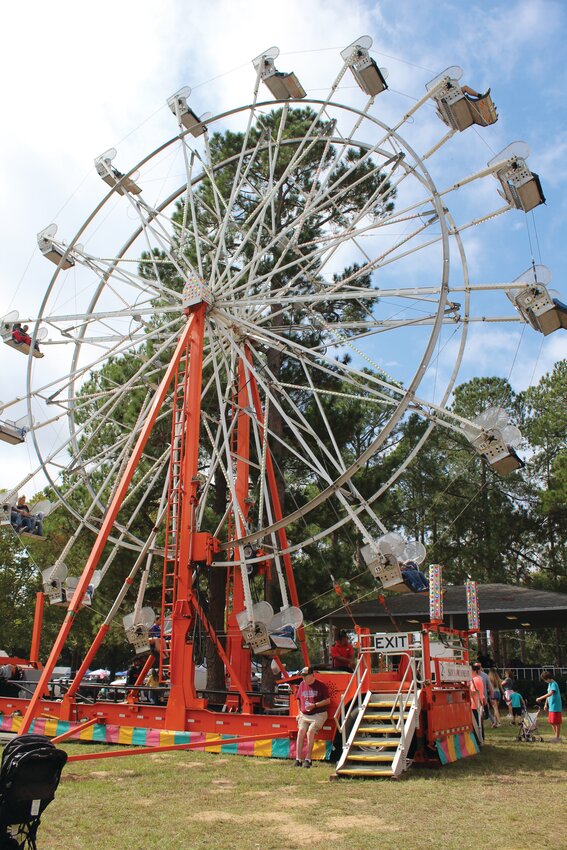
[24,98,468,556]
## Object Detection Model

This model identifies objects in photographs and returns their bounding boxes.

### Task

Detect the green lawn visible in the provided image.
[34,721,566,850]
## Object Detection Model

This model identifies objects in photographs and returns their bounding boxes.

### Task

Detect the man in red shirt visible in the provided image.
[12,324,32,346]
[295,666,330,768]
[330,630,355,672]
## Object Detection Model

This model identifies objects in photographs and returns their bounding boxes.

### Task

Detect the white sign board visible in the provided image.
[372,632,421,653]
[437,660,472,682]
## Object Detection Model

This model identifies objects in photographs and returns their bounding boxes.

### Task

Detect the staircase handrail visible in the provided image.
[389,653,418,723]
[386,651,420,764]
[333,655,368,749]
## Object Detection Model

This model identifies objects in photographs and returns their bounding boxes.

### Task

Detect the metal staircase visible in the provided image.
[335,691,420,777]
[334,646,422,778]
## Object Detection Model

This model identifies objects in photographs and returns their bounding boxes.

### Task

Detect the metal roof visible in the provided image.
[329,583,567,631]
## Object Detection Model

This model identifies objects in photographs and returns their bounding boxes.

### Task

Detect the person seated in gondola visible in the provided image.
[11,323,31,346]
[400,560,429,593]
[461,84,483,99]
[11,323,40,352]
[10,496,43,536]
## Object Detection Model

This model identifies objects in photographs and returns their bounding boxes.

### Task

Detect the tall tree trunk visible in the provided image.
[490,630,501,667]
[205,467,228,691]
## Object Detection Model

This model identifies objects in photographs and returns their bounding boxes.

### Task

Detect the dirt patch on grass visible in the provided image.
[189,811,241,823]
[254,809,333,829]
[89,771,110,778]
[286,798,314,809]
[326,815,399,832]
[283,824,341,843]
[177,761,206,769]
[60,773,85,782]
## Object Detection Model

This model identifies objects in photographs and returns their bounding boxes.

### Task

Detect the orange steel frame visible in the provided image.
[15,305,315,745]
[415,622,475,760]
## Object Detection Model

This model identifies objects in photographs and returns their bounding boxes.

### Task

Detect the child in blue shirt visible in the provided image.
[536,671,563,742]
[509,689,526,724]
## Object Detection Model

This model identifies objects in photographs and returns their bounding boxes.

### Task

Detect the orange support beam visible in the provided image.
[51,717,98,744]
[29,592,44,667]
[61,624,110,709]
[166,303,214,729]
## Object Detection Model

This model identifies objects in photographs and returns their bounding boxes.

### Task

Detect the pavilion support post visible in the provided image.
[518,630,527,665]
[490,630,501,667]
[555,626,563,667]
[501,635,509,667]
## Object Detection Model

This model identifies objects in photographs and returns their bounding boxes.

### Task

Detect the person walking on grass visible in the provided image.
[509,689,526,725]
[488,668,503,726]
[477,663,495,727]
[501,669,515,719]
[469,662,487,740]
[294,666,330,768]
[536,671,563,743]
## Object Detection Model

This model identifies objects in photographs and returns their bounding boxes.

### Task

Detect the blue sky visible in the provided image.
[0,0,565,493]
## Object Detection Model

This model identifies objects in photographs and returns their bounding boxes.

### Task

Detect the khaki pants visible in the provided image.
[297,711,327,733]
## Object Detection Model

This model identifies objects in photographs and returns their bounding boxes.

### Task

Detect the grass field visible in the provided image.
[34,720,566,850]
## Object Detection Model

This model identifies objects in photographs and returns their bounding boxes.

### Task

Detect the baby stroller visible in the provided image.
[0,734,67,849]
[516,707,543,742]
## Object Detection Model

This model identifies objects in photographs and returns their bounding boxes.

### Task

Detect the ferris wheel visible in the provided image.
[0,37,562,666]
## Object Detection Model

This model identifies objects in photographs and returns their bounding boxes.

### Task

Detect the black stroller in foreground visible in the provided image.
[0,734,67,849]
